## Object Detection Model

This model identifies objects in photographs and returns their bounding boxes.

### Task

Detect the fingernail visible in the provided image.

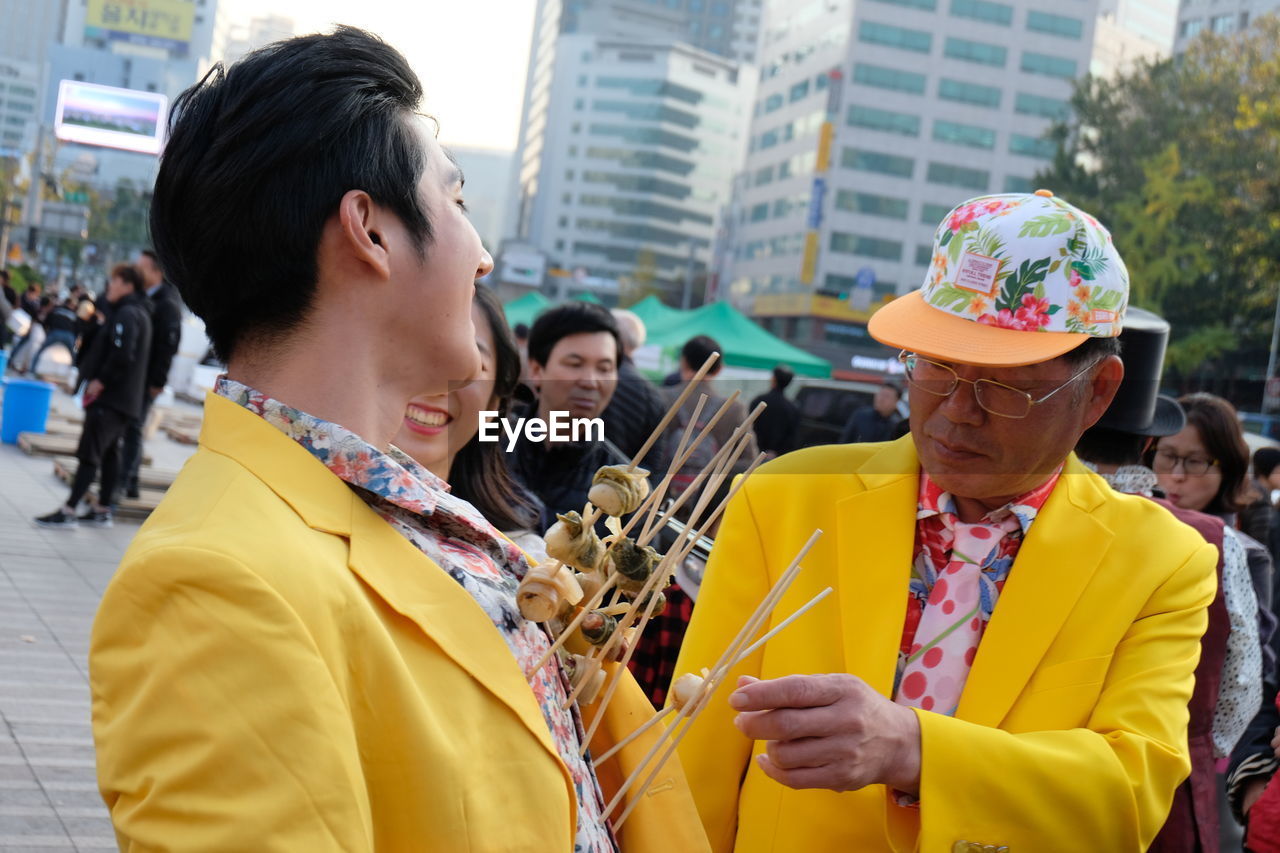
[729,691,748,710]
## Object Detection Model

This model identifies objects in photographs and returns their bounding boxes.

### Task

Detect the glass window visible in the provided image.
[852,63,927,94]
[764,92,784,112]
[869,0,937,10]
[938,78,1001,107]
[790,80,810,101]
[1178,18,1204,38]
[708,24,723,38]
[1004,175,1034,193]
[1210,13,1233,32]
[829,232,904,261]
[950,0,1012,24]
[754,165,775,185]
[1021,52,1078,79]
[1009,133,1056,159]
[841,147,915,178]
[1014,92,1069,120]
[711,1,729,14]
[933,120,995,149]
[944,37,1007,66]
[859,21,933,53]
[926,161,989,190]
[846,104,921,136]
[1027,11,1084,38]
[834,190,910,219]
[749,202,770,222]
[915,244,934,265]
[921,203,952,225]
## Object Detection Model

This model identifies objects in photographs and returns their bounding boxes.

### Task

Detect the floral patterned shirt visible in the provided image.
[216,378,617,853]
[895,469,1062,696]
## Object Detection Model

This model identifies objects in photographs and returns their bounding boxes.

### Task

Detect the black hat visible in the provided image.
[1095,307,1185,437]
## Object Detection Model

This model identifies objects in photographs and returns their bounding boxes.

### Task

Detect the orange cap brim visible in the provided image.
[868,290,1090,367]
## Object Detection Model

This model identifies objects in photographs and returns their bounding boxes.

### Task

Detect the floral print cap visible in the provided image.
[868,190,1130,367]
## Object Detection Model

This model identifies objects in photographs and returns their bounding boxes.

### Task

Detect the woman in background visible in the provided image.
[392,285,544,558]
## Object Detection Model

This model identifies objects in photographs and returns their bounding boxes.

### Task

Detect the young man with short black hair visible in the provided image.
[36,264,152,528]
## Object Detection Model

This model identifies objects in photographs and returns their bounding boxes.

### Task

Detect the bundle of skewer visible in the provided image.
[515,352,832,830]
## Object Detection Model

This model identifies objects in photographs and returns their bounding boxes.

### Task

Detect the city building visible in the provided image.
[504,0,761,304]
[0,58,40,158]
[1174,0,1275,50]
[211,12,294,67]
[448,145,513,254]
[726,0,1177,378]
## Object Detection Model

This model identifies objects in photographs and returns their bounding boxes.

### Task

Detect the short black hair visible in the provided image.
[1063,335,1122,366]
[681,335,722,376]
[151,26,431,361]
[110,263,144,291]
[513,322,530,340]
[1254,446,1280,480]
[139,248,161,268]
[526,302,620,367]
[0,269,9,283]
[1075,426,1150,467]
[880,380,902,398]
[772,364,794,390]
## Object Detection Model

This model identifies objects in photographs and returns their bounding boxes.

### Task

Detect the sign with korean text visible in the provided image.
[85,0,194,56]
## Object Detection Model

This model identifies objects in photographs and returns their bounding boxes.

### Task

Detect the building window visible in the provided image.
[558,216,569,227]
[1210,13,1233,32]
[749,202,769,222]
[829,232,904,261]
[1015,92,1069,120]
[950,0,1012,25]
[1009,133,1056,159]
[574,98,584,110]
[915,244,934,265]
[933,119,996,149]
[868,0,937,10]
[921,203,951,225]
[841,147,915,178]
[834,190,910,220]
[754,164,775,185]
[763,92,784,112]
[565,170,575,180]
[790,79,810,101]
[846,104,921,136]
[926,161,989,190]
[937,78,1001,108]
[852,63,927,94]
[858,21,933,53]
[1027,11,1084,38]
[1004,175,1034,193]
[578,75,588,86]
[1021,52,1078,79]
[1179,18,1204,38]
[943,37,1007,66]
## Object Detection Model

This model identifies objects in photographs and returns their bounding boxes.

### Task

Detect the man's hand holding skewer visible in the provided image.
[730,673,922,795]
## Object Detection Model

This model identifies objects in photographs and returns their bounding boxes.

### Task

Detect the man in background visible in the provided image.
[840,380,903,443]
[750,365,800,458]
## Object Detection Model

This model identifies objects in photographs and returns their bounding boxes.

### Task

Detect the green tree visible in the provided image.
[1036,15,1280,396]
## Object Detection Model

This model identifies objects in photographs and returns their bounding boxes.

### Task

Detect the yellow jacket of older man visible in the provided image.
[674,437,1216,853]
[90,392,709,853]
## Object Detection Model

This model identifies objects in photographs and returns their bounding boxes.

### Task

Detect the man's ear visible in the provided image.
[1083,354,1124,430]
[337,190,391,280]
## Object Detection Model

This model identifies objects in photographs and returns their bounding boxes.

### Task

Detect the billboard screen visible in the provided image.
[84,0,194,56]
[54,80,168,155]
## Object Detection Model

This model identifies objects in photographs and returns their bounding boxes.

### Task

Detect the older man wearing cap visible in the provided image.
[674,191,1218,852]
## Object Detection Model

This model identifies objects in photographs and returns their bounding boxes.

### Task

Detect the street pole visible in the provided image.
[1265,279,1280,412]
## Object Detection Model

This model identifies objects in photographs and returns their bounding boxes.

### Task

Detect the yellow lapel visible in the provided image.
[198,392,565,766]
[834,437,919,696]
[956,456,1113,728]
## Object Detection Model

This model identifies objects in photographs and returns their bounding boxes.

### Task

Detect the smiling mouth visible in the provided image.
[405,407,451,428]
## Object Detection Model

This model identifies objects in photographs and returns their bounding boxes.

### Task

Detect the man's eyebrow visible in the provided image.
[442,149,465,187]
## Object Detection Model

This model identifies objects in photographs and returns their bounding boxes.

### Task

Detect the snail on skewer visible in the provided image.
[545,511,603,572]
[517,560,584,622]
[606,537,662,594]
[579,610,618,647]
[588,465,651,518]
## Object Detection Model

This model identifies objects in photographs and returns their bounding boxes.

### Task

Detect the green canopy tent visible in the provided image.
[503,291,551,329]
[643,300,832,378]
[626,294,690,333]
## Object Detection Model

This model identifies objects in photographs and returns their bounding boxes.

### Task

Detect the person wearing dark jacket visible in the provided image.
[600,308,666,472]
[35,264,152,528]
[27,298,80,375]
[750,364,801,457]
[839,380,903,443]
[119,249,184,497]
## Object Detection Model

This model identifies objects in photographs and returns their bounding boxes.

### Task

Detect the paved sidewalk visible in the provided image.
[0,388,198,852]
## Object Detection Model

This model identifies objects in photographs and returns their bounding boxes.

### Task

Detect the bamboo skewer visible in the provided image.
[727,587,834,670]
[590,704,677,766]
[600,530,823,825]
[528,572,620,675]
[624,352,720,472]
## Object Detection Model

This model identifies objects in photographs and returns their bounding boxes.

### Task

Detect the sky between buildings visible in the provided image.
[217,0,536,152]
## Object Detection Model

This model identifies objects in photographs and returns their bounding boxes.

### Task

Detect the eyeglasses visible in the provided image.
[898,351,1098,420]
[1151,448,1219,477]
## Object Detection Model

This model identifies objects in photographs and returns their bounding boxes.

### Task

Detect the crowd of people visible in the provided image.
[2,250,184,528]
[52,25,1280,853]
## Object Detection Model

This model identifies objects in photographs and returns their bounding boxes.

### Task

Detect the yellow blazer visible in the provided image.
[90,392,709,852]
[674,437,1216,853]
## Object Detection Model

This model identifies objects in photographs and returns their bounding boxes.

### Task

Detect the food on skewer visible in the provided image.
[544,511,604,572]
[580,610,618,646]
[669,671,709,710]
[630,589,667,617]
[517,561,585,622]
[589,465,651,518]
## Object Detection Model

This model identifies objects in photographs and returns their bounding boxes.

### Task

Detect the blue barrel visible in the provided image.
[1,379,55,444]
[0,349,8,378]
